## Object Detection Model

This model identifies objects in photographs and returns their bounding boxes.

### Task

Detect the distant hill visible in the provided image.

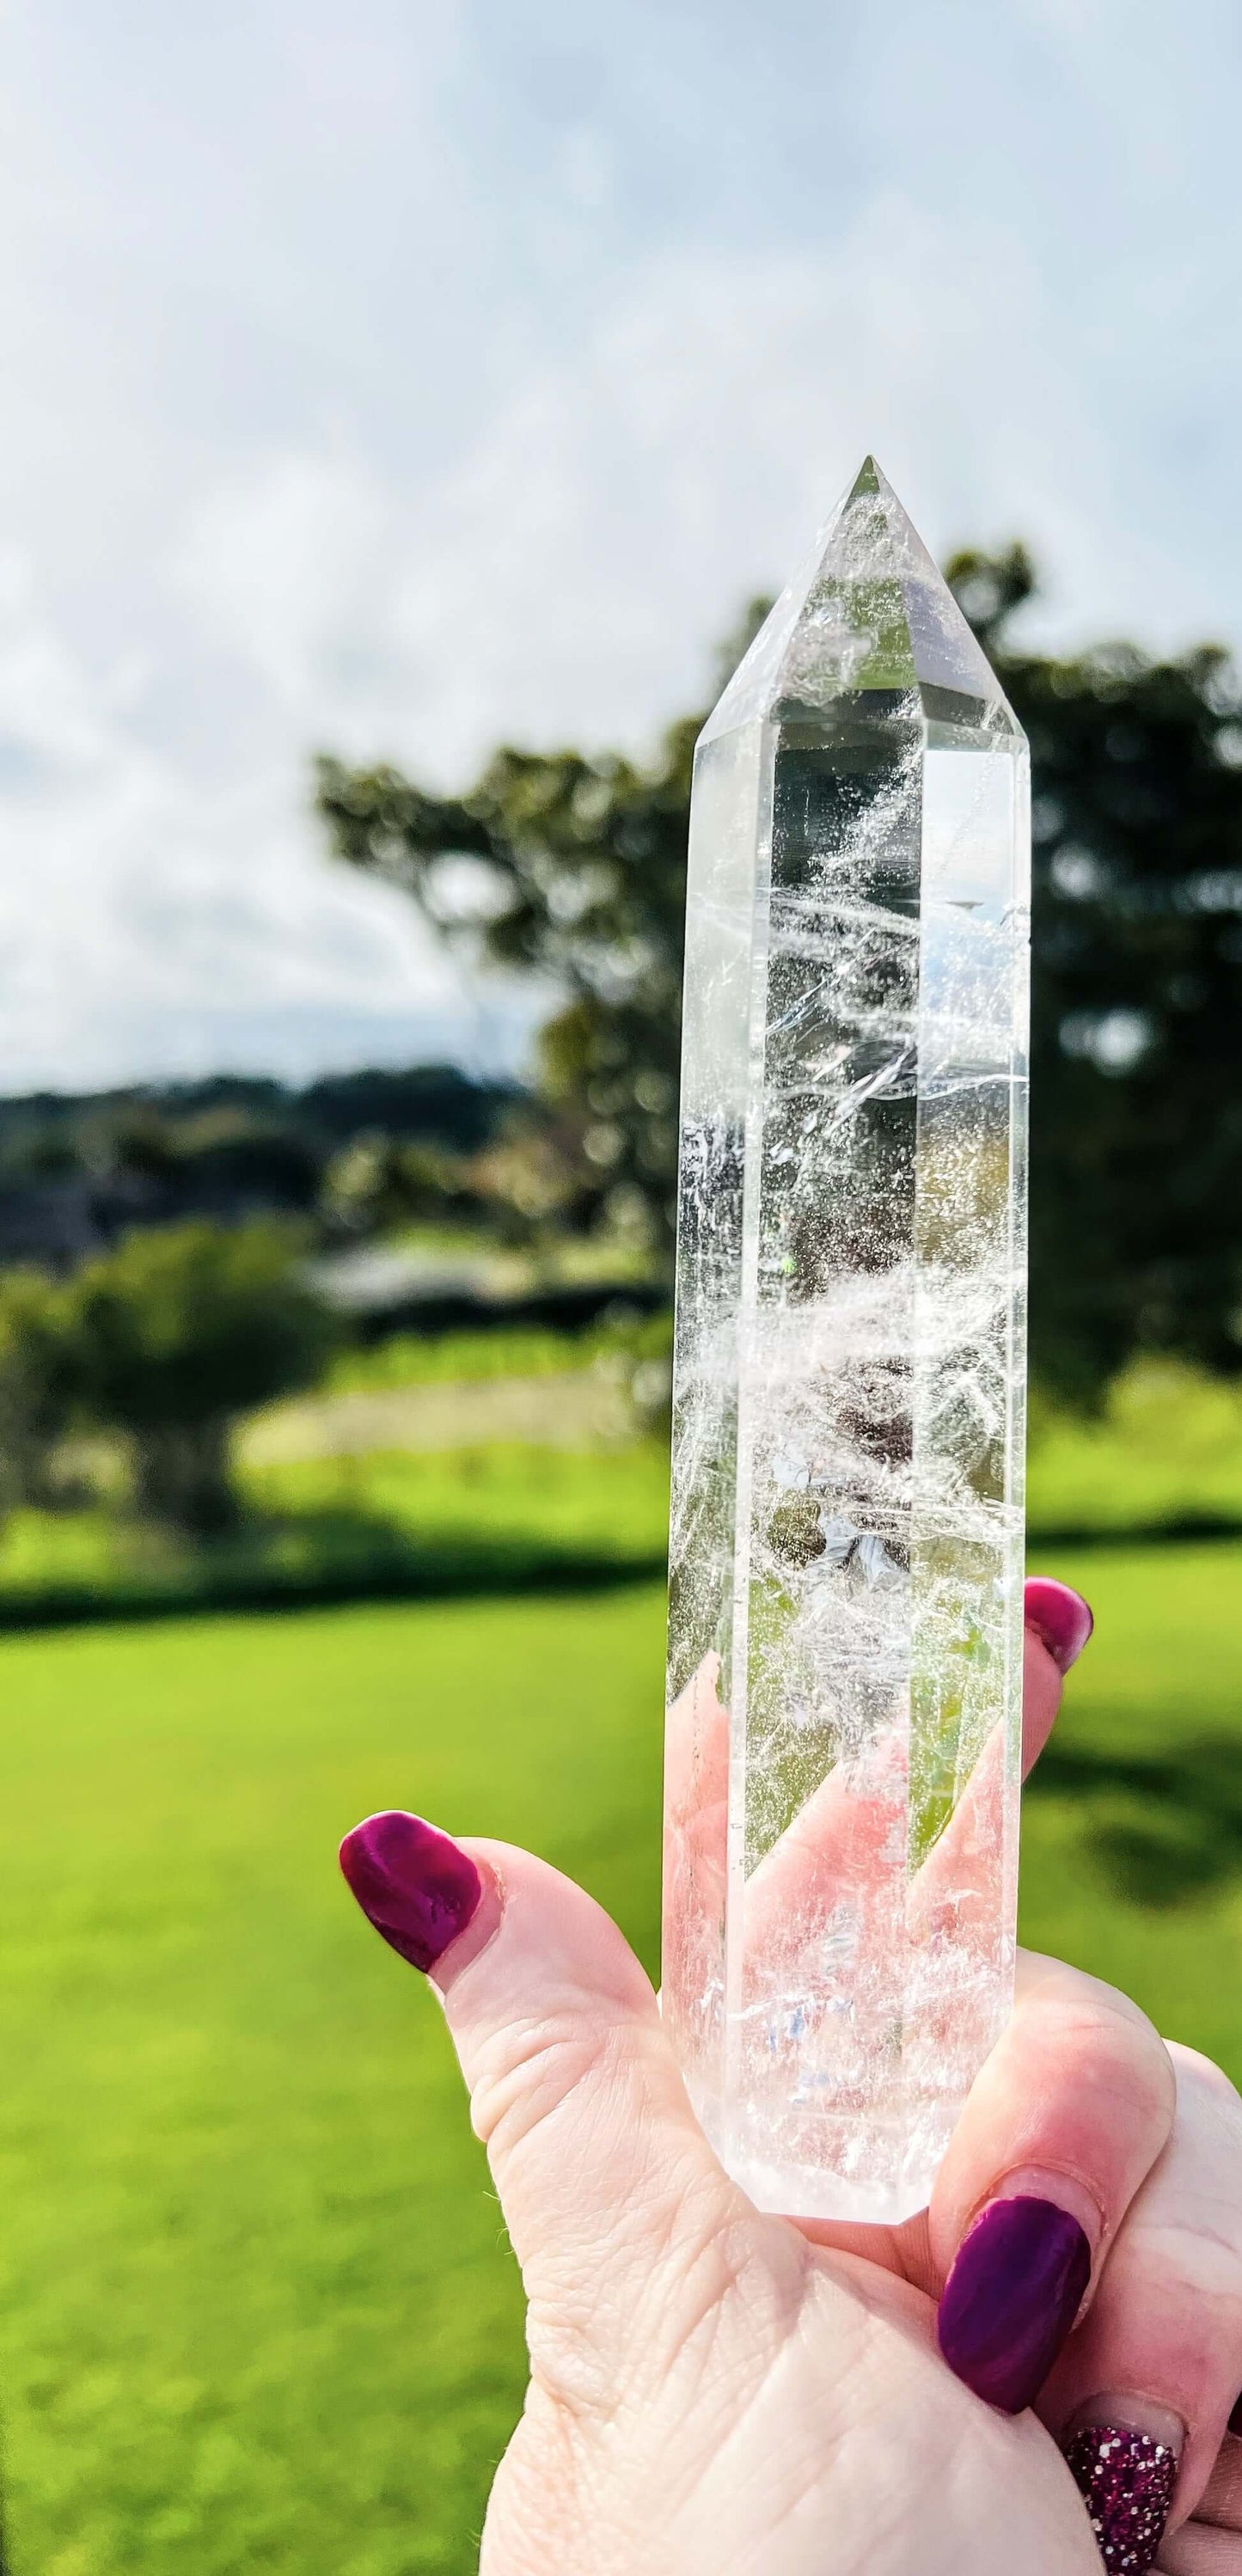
[0,1065,523,1270]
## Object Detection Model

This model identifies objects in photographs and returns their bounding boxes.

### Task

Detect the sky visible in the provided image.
[1,0,1240,1094]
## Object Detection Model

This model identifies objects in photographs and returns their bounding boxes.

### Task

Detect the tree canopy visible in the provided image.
[316,568,1242,1398]
[73,1221,336,1530]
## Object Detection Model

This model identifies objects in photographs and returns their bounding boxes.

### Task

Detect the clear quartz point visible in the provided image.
[663,457,1031,2223]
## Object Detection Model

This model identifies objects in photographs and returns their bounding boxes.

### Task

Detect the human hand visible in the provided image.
[340,1581,1242,2575]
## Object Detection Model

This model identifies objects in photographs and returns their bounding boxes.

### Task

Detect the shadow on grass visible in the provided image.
[0,1501,668,1634]
[1030,1512,1242,1548]
[1031,1738,1242,1908]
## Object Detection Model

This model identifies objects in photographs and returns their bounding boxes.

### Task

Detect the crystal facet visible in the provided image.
[663,458,1031,2223]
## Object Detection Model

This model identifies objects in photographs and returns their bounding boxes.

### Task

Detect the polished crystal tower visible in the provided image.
[663,459,1030,2223]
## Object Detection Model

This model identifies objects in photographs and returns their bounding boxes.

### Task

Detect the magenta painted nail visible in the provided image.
[1025,1577,1094,1673]
[937,2195,1092,2414]
[1064,2426,1178,2573]
[340,1810,482,1972]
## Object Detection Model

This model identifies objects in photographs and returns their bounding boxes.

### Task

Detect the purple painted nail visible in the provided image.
[1025,1577,1094,1673]
[937,2194,1092,2414]
[340,1810,482,1973]
[1064,2426,1178,2573]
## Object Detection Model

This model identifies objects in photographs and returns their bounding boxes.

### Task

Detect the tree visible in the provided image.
[72,1222,336,1533]
[315,731,694,1264]
[313,612,768,1267]
[0,1270,80,1510]
[321,1120,598,1252]
[321,1136,485,1239]
[316,581,1242,1397]
[945,544,1242,1398]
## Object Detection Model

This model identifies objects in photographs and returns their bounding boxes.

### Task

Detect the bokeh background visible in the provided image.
[1,4,1241,2569]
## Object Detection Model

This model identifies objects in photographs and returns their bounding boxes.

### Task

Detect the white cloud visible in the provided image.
[0,550,535,1091]
[172,454,396,723]
[370,203,1202,780]
[0,0,1239,1092]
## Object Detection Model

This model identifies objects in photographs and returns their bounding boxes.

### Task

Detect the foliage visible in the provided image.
[946,543,1242,1396]
[294,1061,520,1152]
[0,1065,519,1270]
[317,576,1242,1396]
[105,1104,321,1209]
[324,1313,663,1392]
[321,1135,485,1238]
[0,1269,80,1510]
[0,1065,517,1178]
[468,1110,614,1244]
[315,723,702,1259]
[71,1222,336,1533]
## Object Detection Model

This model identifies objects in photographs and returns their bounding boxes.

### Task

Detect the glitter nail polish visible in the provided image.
[1063,2425,1178,2573]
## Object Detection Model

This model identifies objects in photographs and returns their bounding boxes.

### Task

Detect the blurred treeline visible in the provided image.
[318,548,1242,1404]
[0,1063,522,1266]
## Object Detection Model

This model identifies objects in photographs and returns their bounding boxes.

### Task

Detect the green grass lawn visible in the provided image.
[0,1550,1239,2573]
[249,1440,670,1567]
[321,1310,670,1397]
[0,1443,671,1626]
[1028,1361,1242,1536]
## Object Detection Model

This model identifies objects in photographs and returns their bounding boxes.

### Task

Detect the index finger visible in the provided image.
[664,1579,1079,1955]
[737,1588,1077,1974]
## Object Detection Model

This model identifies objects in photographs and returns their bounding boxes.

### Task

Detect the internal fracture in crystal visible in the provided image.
[663,458,1031,2222]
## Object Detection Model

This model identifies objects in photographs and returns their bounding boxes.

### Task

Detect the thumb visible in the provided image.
[339,1812,734,2308]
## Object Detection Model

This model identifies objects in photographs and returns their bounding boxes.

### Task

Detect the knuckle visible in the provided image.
[468,2002,627,2162]
[1093,2011,1177,2125]
[1037,1976,1176,2115]
[1040,2009,1172,2128]
[1000,1972,1178,2184]
[1023,1950,1161,2039]
[523,2275,621,2415]
[1167,2040,1242,2119]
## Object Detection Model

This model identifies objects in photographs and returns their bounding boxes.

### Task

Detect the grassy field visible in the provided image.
[321,1311,670,1396]
[0,1347,1239,1631]
[1028,1361,1242,1536]
[0,1549,1239,2572]
[0,1444,671,1626]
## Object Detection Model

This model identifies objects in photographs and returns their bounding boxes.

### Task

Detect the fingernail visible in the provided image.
[339,1810,482,1973]
[1064,2417,1182,2573]
[937,2194,1092,2414]
[1230,2389,1242,2437]
[1025,1577,1094,1673]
